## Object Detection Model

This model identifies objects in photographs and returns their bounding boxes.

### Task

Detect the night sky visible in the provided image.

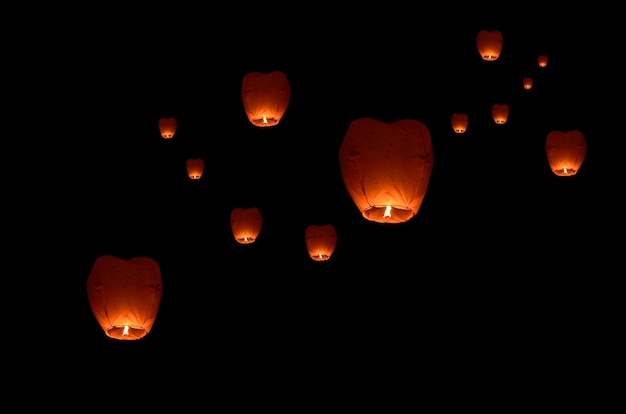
[28,12,619,402]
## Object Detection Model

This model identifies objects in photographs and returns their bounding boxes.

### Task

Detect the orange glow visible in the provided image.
[476,30,503,61]
[538,55,548,68]
[339,117,434,224]
[186,158,204,179]
[159,117,177,139]
[86,255,163,341]
[241,71,291,127]
[545,130,587,176]
[451,113,469,134]
[305,224,338,262]
[523,77,533,90]
[491,103,509,124]
[231,207,263,244]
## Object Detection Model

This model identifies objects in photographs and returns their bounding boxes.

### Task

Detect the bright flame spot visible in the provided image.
[122,326,130,336]
[384,205,392,218]
[263,117,268,124]
[318,254,323,259]
[564,168,568,174]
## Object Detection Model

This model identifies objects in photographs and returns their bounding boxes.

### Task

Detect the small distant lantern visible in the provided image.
[538,55,548,68]
[186,158,204,179]
[86,255,163,341]
[305,224,338,262]
[522,77,533,90]
[451,113,469,134]
[241,71,291,127]
[339,117,434,224]
[476,30,503,61]
[159,117,177,139]
[491,103,509,124]
[545,130,587,177]
[231,207,263,244]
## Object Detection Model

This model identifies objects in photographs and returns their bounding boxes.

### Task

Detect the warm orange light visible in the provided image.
[241,71,291,127]
[159,117,177,139]
[231,207,263,244]
[538,55,548,68]
[451,113,469,134]
[339,117,434,224]
[186,158,204,180]
[491,103,509,124]
[87,255,163,341]
[522,77,533,90]
[476,30,503,61]
[305,224,338,262]
[545,130,587,177]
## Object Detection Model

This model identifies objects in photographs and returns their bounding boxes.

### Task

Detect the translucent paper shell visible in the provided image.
[86,255,163,341]
[476,30,503,61]
[339,117,434,224]
[545,130,587,176]
[159,117,177,139]
[451,113,469,134]
[241,71,291,127]
[186,158,204,179]
[491,103,509,124]
[231,207,263,244]
[305,224,338,262]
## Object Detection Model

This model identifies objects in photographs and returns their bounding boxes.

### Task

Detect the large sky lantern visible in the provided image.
[545,130,587,177]
[231,207,263,244]
[186,158,204,180]
[451,113,469,134]
[305,224,338,262]
[491,103,509,124]
[159,117,177,139]
[86,255,163,341]
[339,117,434,224]
[241,71,291,127]
[476,29,503,61]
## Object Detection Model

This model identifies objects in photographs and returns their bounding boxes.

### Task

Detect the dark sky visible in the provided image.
[28,12,619,399]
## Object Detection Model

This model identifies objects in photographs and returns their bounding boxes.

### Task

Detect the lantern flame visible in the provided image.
[384,205,392,218]
[122,325,130,336]
[263,117,268,124]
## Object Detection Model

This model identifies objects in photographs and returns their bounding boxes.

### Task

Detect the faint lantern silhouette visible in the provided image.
[231,207,263,244]
[86,255,163,341]
[339,117,434,224]
[305,224,337,262]
[538,55,548,68]
[186,158,204,180]
[545,130,587,177]
[451,113,469,134]
[476,30,503,61]
[159,117,177,139]
[491,103,509,124]
[241,71,291,127]
[522,77,533,90]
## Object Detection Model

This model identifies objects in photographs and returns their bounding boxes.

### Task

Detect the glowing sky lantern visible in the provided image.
[241,71,291,127]
[545,130,587,177]
[159,117,177,139]
[476,30,503,61]
[491,103,509,124]
[538,55,548,68]
[186,158,204,180]
[305,224,338,262]
[231,207,263,244]
[451,113,469,134]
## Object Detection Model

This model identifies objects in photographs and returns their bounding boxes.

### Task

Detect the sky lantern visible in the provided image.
[476,30,503,61]
[231,207,262,244]
[86,255,163,341]
[241,71,291,127]
[339,117,434,224]
[159,117,177,139]
[491,103,509,124]
[305,224,337,262]
[545,130,587,177]
[186,158,204,180]
[538,55,548,68]
[522,77,533,90]
[451,113,469,134]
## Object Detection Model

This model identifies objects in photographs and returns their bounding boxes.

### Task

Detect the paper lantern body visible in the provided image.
[87,255,163,341]
[491,103,509,124]
[231,207,263,244]
[339,117,434,224]
[187,158,204,179]
[451,113,469,134]
[476,30,503,61]
[523,77,533,90]
[545,130,587,176]
[159,117,177,139]
[241,71,291,127]
[538,55,548,68]
[305,224,338,262]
